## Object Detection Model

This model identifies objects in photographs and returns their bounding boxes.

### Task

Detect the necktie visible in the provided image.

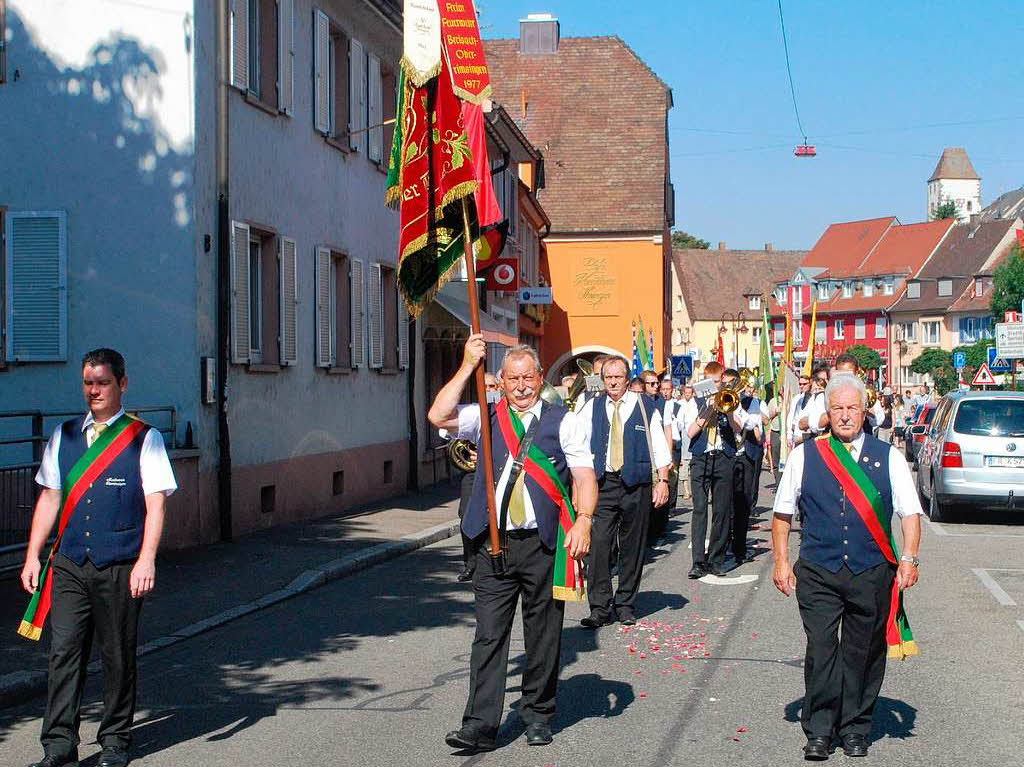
[507,414,531,527]
[88,422,108,447]
[609,400,624,471]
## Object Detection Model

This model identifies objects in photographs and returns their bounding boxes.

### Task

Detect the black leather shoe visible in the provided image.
[841,734,869,757]
[524,722,553,746]
[802,736,833,761]
[688,563,706,579]
[445,727,496,753]
[97,746,129,767]
[457,568,474,582]
[708,564,729,577]
[618,612,636,626]
[580,612,612,628]
[30,754,79,767]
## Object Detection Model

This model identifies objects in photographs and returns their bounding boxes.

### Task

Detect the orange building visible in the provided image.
[486,15,674,379]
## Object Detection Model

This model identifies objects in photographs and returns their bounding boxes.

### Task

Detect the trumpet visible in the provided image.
[697,375,744,425]
[563,359,594,410]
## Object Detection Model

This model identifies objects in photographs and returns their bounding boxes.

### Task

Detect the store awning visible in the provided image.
[431,291,519,348]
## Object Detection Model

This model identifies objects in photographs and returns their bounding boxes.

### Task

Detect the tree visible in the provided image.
[910,347,956,394]
[951,338,992,383]
[931,199,959,220]
[671,230,710,249]
[845,344,883,372]
[990,244,1024,318]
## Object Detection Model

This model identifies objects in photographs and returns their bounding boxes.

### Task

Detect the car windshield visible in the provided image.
[953,399,1024,437]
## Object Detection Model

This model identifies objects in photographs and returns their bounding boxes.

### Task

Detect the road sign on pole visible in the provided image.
[972,363,997,387]
[995,322,1024,359]
[953,350,967,370]
[987,346,1013,373]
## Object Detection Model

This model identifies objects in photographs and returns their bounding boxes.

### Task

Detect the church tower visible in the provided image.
[927,147,981,222]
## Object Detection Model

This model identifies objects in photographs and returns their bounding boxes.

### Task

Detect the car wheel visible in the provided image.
[928,482,948,523]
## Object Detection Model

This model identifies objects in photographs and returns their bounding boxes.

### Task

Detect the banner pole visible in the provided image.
[460,197,502,556]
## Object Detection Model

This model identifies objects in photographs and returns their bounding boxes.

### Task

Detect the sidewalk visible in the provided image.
[0,483,462,708]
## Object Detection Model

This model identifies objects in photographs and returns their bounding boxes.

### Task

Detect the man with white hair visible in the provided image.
[429,335,597,752]
[771,374,922,760]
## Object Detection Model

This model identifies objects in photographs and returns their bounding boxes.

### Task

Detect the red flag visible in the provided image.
[439,0,492,104]
[462,102,502,228]
[1016,229,1024,248]
[485,257,518,292]
[716,334,725,366]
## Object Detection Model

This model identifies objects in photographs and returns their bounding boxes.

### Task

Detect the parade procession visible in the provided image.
[2,1,1024,766]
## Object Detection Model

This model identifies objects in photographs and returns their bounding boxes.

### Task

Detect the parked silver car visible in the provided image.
[916,391,1024,521]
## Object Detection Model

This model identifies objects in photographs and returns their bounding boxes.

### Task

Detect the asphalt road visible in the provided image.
[2,476,1023,767]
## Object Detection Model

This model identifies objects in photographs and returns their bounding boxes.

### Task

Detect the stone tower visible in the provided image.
[927,147,981,222]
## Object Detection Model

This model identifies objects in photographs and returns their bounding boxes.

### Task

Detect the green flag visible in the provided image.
[759,302,775,398]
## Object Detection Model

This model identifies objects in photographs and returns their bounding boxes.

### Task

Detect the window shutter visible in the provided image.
[368,262,382,368]
[348,38,366,151]
[350,258,365,367]
[231,0,249,91]
[367,53,382,162]
[279,237,298,365]
[313,9,330,134]
[315,246,332,367]
[277,0,294,114]
[5,211,67,362]
[397,291,409,369]
[230,221,251,363]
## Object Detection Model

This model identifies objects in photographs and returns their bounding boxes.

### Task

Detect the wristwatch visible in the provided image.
[899,554,920,567]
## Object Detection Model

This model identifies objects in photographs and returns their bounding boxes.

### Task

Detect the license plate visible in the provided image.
[985,455,1024,468]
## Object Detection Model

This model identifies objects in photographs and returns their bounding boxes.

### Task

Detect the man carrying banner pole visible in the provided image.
[771,374,921,760]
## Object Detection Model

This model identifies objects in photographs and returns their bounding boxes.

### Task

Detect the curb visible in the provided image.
[0,519,460,710]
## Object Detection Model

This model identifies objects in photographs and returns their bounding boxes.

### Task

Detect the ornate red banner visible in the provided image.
[439,0,492,104]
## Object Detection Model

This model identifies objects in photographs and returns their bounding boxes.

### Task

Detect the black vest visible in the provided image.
[590,393,657,486]
[687,395,738,457]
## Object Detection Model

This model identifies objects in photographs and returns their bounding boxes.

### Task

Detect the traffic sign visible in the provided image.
[671,354,693,381]
[987,346,1012,373]
[995,322,1024,359]
[972,363,997,387]
[953,350,967,370]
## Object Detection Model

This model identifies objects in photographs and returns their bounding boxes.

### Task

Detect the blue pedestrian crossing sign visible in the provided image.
[672,354,693,381]
[953,350,967,369]
[987,346,1012,373]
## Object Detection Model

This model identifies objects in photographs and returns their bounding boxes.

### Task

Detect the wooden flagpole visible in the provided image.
[460,197,502,557]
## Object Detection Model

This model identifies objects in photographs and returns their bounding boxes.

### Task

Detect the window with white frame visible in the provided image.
[774,285,786,303]
[906,281,920,299]
[815,320,826,342]
[230,0,295,113]
[793,320,803,346]
[863,282,874,298]
[248,237,263,360]
[753,326,761,343]
[855,318,866,339]
[773,322,785,345]
[897,321,917,342]
[842,281,853,298]
[922,320,940,345]
[875,316,887,338]
[4,211,68,362]
[974,277,984,297]
[792,289,803,315]
[883,277,894,295]
[748,295,761,311]
[817,282,828,300]
[834,319,845,339]
[937,278,952,297]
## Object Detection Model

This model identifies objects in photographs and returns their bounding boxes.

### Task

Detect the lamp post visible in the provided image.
[894,325,908,393]
[720,312,750,368]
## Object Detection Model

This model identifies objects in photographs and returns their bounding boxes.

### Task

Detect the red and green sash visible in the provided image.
[814,435,919,660]
[18,415,147,641]
[495,401,585,602]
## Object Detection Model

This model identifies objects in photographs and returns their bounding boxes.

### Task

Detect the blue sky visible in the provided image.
[479,0,1024,249]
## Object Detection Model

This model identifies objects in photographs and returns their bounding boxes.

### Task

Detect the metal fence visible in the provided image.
[0,408,176,547]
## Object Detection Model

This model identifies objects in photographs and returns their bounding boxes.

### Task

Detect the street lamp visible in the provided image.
[894,325,908,393]
[720,312,749,368]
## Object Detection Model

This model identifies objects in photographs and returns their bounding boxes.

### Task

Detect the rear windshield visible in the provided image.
[953,399,1024,437]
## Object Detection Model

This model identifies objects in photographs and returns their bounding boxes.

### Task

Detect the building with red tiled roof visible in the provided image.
[485,14,674,378]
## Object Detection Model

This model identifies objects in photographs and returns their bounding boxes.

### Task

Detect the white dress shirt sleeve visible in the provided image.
[141,428,178,497]
[648,408,673,470]
[805,394,827,434]
[455,404,483,444]
[34,426,63,490]
[772,443,804,516]
[888,445,924,517]
[558,410,595,469]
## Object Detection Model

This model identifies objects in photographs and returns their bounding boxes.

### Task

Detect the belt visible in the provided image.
[506,528,539,539]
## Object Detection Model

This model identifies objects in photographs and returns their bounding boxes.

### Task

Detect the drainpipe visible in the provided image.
[406,317,419,492]
[215,0,233,541]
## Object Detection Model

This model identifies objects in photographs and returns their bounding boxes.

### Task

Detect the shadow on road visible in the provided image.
[783,696,918,741]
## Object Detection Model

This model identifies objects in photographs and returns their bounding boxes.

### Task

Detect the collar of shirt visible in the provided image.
[837,431,866,459]
[510,399,543,425]
[604,390,636,420]
[82,408,126,432]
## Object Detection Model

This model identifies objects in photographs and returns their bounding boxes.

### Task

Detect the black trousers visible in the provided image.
[731,454,757,560]
[457,471,476,572]
[463,531,564,737]
[770,431,781,476]
[689,452,734,568]
[751,449,764,506]
[588,473,651,619]
[795,559,895,739]
[42,554,143,757]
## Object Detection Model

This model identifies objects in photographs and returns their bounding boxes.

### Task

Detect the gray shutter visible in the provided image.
[279,237,298,365]
[368,262,382,368]
[348,38,365,151]
[277,0,294,114]
[367,53,382,162]
[5,211,67,362]
[397,290,409,370]
[313,9,330,134]
[230,221,251,363]
[315,246,332,367]
[231,0,249,91]
[350,258,365,368]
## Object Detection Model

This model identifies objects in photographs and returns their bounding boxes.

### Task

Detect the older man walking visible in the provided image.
[772,374,921,760]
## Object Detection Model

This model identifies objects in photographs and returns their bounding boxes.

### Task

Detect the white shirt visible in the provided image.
[787,393,805,443]
[456,400,593,530]
[870,399,886,426]
[772,432,923,518]
[578,391,673,471]
[660,398,680,441]
[678,397,699,429]
[35,409,178,497]
[799,391,827,436]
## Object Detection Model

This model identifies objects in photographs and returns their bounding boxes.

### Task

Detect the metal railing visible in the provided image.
[0,407,177,547]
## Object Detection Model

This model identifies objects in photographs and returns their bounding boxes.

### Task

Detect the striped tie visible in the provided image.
[88,422,108,448]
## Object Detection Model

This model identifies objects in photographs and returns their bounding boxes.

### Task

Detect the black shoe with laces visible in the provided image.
[840,733,869,756]
[97,746,129,767]
[445,726,496,753]
[525,722,553,746]
[688,563,706,579]
[29,754,79,767]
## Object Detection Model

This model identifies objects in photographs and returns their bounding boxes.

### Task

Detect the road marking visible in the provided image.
[925,519,1024,539]
[971,568,1017,606]
[1017,620,1024,635]
[699,574,760,585]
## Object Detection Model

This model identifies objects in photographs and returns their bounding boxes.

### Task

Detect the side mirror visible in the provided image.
[909,425,927,435]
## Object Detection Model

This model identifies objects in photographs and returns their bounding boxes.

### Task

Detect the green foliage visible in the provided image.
[990,244,1024,318]
[931,199,959,220]
[845,344,883,371]
[910,347,957,394]
[951,338,993,383]
[671,230,710,249]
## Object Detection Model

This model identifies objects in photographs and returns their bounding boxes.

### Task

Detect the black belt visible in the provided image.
[505,528,539,539]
